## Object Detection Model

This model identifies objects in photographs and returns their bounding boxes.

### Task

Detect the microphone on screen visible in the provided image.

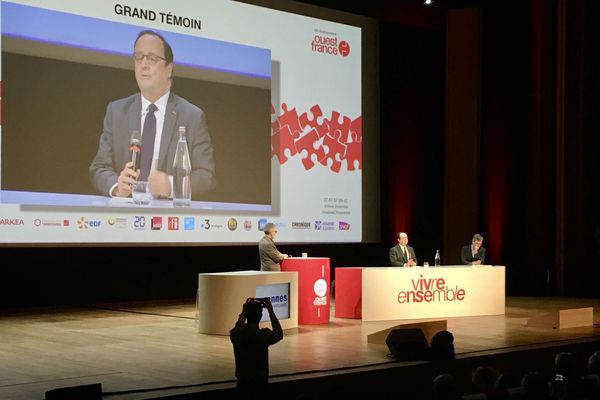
[130,130,142,172]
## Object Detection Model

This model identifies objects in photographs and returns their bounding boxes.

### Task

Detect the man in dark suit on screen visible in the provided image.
[461,233,486,265]
[90,30,215,199]
[390,232,418,267]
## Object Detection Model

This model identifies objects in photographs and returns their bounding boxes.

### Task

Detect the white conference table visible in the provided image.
[335,265,505,322]
[197,270,298,335]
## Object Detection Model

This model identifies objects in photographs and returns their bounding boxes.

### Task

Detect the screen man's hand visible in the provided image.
[148,170,171,198]
[113,161,138,197]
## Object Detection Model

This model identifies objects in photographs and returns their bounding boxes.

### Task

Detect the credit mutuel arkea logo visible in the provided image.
[0,218,24,226]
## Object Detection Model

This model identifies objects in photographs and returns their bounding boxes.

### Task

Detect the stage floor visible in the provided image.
[1,297,600,400]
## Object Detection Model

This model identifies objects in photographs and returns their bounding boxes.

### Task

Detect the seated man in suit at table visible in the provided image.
[390,232,418,267]
[461,233,486,265]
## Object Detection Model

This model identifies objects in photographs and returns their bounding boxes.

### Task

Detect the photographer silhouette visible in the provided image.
[230,297,283,399]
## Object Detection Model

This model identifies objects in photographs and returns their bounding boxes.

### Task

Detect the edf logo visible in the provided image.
[77,217,101,229]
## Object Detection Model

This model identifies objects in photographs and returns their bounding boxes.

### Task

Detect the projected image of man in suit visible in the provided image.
[390,232,418,267]
[90,30,216,199]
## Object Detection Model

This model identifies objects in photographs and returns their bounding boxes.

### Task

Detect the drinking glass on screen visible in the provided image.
[132,181,152,205]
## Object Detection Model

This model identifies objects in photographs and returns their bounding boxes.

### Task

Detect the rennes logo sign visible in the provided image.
[397,275,466,304]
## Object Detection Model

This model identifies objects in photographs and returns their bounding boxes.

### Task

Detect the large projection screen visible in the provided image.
[0,0,378,245]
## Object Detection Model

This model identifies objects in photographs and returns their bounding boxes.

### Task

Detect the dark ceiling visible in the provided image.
[293,0,515,30]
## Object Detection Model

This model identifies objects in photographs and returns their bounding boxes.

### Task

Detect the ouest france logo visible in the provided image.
[311,29,350,57]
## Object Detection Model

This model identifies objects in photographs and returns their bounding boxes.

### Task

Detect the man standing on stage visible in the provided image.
[461,234,486,265]
[230,297,283,399]
[390,232,418,267]
[258,222,288,271]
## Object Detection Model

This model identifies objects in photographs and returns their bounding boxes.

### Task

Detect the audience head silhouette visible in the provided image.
[555,352,576,377]
[430,330,455,360]
[521,372,550,400]
[590,351,600,375]
[424,350,600,399]
[472,366,500,394]
[432,373,459,400]
[245,300,263,324]
[494,372,522,392]
[431,330,454,347]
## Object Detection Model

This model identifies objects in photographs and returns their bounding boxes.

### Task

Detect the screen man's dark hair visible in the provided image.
[134,30,174,64]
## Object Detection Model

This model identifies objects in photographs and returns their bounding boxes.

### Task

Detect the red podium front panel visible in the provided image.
[281,257,330,324]
[334,267,362,319]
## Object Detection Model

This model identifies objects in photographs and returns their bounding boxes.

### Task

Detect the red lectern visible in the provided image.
[281,257,330,324]
[334,267,362,319]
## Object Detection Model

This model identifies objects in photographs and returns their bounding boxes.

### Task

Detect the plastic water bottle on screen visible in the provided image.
[435,250,441,267]
[173,126,191,207]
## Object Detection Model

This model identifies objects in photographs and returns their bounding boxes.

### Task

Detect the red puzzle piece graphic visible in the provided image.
[271,102,362,172]
[343,116,362,171]
[349,115,362,141]
[319,130,347,173]
[277,103,303,135]
[271,103,302,164]
[326,111,351,138]
[271,124,299,164]
[299,105,329,138]
[295,128,325,170]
